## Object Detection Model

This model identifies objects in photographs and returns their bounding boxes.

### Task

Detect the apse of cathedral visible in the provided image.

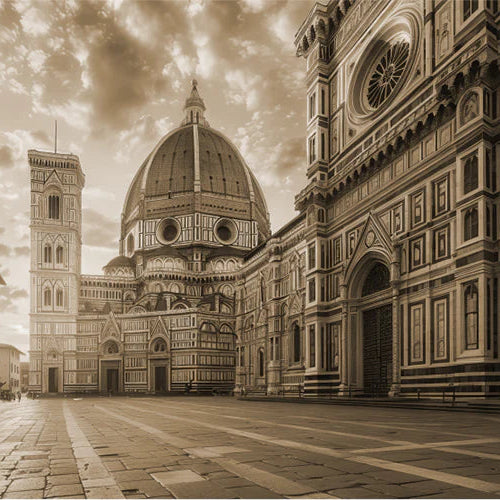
[28,0,500,398]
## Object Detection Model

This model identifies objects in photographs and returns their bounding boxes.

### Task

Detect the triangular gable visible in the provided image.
[44,169,63,188]
[256,307,267,326]
[101,311,121,340]
[345,212,393,281]
[288,291,303,317]
[45,334,60,353]
[150,316,169,341]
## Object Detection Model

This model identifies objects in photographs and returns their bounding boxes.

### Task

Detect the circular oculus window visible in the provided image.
[366,41,410,110]
[156,218,181,245]
[214,218,238,245]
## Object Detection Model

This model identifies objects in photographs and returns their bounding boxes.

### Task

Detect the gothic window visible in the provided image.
[258,349,264,377]
[464,206,479,241]
[411,190,425,226]
[325,322,340,371]
[463,155,478,194]
[309,325,316,367]
[44,244,52,263]
[361,262,390,296]
[105,342,119,354]
[292,322,301,363]
[464,283,479,349]
[309,92,316,120]
[240,346,245,367]
[43,288,51,306]
[410,236,425,269]
[153,339,167,353]
[433,177,448,216]
[55,246,63,264]
[321,132,326,160]
[463,0,478,21]
[410,302,425,363]
[48,195,60,219]
[434,226,450,261]
[366,41,410,109]
[308,278,316,302]
[309,134,316,164]
[55,289,63,307]
[432,297,448,361]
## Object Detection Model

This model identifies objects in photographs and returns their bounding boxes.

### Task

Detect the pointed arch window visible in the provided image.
[55,246,63,264]
[43,288,52,306]
[258,349,264,377]
[292,323,301,363]
[44,244,52,263]
[56,289,63,307]
[464,155,478,194]
[464,283,479,349]
[48,195,60,219]
[464,206,479,241]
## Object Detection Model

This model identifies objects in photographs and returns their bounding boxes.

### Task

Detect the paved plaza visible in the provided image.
[1,397,500,499]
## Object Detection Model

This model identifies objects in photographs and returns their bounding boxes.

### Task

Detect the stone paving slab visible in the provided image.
[2,397,500,499]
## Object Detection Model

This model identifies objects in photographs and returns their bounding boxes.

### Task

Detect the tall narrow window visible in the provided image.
[308,242,316,269]
[464,206,479,241]
[48,195,60,219]
[309,325,316,367]
[309,135,316,164]
[321,88,325,114]
[55,246,63,264]
[293,323,301,363]
[464,283,479,349]
[44,244,52,263]
[464,155,478,194]
[43,288,51,306]
[463,0,478,21]
[258,349,264,377]
[56,289,63,307]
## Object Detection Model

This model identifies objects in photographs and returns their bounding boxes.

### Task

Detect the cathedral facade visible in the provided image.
[29,0,500,399]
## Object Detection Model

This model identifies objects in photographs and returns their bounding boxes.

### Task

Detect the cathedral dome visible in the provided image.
[121,81,270,254]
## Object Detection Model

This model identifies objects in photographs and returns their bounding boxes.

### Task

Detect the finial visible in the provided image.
[182,78,209,127]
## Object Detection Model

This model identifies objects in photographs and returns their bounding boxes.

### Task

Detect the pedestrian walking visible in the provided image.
[17,392,21,403]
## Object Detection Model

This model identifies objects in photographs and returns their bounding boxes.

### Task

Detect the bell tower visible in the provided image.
[28,150,85,393]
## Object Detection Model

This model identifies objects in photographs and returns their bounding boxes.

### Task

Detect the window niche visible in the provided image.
[463,205,479,241]
[463,153,478,194]
[464,282,479,350]
[48,194,60,220]
[410,189,425,227]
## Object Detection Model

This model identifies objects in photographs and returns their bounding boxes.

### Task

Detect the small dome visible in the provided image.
[103,255,134,277]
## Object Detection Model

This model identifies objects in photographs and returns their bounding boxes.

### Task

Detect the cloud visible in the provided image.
[0,285,28,313]
[0,144,15,168]
[13,246,29,257]
[83,208,119,249]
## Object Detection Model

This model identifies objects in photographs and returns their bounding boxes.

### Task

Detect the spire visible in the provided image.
[182,79,209,127]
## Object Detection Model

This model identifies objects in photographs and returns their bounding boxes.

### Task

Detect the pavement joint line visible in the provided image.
[161,399,486,439]
[94,404,195,449]
[149,404,414,446]
[63,402,124,499]
[93,403,334,498]
[435,446,500,461]
[118,400,500,495]
[347,438,500,454]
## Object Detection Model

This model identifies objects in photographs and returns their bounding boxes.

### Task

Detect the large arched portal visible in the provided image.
[360,262,393,396]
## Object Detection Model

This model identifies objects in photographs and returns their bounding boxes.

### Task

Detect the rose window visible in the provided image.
[366,41,410,109]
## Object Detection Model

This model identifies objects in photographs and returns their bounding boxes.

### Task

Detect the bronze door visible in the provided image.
[155,366,167,392]
[106,369,119,393]
[48,367,58,393]
[363,304,392,396]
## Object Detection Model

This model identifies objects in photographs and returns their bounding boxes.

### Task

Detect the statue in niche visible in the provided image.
[439,22,450,57]
[461,92,479,125]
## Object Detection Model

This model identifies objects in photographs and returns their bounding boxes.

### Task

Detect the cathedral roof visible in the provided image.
[122,82,270,240]
[104,255,133,269]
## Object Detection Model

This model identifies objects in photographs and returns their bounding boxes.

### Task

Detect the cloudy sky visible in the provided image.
[0,0,312,357]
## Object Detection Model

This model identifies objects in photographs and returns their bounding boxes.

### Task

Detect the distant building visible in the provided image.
[0,344,23,393]
[20,362,29,392]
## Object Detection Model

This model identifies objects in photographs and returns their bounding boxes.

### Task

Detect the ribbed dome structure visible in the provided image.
[121,81,270,251]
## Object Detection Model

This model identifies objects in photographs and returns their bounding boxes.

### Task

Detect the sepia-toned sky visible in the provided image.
[0,0,313,357]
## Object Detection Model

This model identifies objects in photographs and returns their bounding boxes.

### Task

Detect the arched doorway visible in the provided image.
[360,262,392,396]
